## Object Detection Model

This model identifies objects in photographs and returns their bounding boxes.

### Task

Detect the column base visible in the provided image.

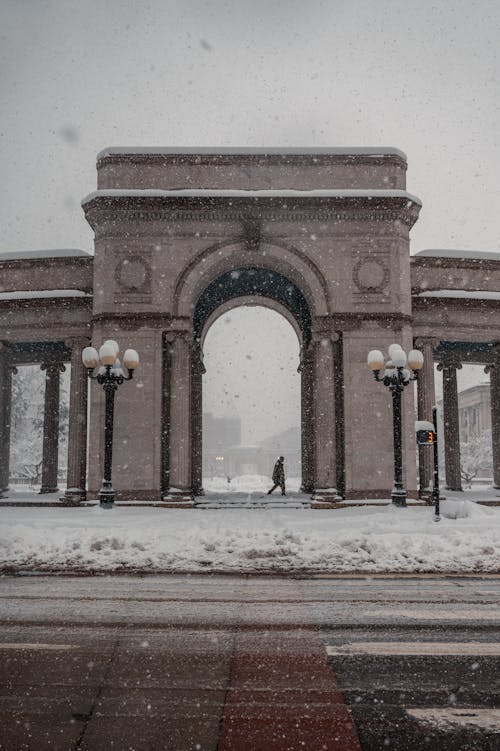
[39,486,59,494]
[162,489,195,507]
[61,488,87,506]
[311,488,342,507]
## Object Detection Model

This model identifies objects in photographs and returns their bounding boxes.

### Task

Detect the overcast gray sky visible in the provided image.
[2,0,499,443]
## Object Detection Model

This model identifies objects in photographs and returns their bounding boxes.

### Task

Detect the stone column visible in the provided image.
[299,343,314,494]
[161,335,173,497]
[312,332,337,497]
[0,344,14,495]
[415,338,438,496]
[485,345,500,488]
[167,333,194,501]
[40,362,65,494]
[191,343,205,496]
[63,339,89,505]
[437,356,462,491]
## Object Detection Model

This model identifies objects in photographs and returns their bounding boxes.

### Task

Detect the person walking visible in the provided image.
[267,456,286,496]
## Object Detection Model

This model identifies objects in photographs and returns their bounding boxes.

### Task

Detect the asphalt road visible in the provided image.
[0,574,499,750]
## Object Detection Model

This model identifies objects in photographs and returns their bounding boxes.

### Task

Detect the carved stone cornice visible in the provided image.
[92,312,175,330]
[322,312,413,332]
[83,195,421,232]
[97,151,408,170]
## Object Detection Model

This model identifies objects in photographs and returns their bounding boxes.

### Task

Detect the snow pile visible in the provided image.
[440,499,474,519]
[1,503,499,574]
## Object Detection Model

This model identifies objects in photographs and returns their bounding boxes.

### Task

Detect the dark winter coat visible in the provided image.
[272,459,285,484]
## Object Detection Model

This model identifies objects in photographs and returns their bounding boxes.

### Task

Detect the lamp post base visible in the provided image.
[99,480,115,509]
[391,487,407,507]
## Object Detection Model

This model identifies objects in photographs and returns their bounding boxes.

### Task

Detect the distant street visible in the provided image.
[0,574,499,750]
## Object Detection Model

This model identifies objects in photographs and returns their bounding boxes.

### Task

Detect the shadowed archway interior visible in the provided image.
[193,267,312,343]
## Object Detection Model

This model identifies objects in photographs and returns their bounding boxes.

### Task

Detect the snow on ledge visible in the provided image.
[97,146,408,161]
[82,188,421,206]
[0,290,91,301]
[0,249,92,261]
[417,290,500,300]
[414,249,500,261]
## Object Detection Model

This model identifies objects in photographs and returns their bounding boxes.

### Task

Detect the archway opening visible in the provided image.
[202,305,301,495]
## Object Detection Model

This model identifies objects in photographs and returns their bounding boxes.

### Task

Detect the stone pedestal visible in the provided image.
[438,357,462,491]
[63,339,89,505]
[40,362,65,494]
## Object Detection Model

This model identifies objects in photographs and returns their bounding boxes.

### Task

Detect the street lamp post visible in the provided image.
[82,340,139,509]
[367,344,424,507]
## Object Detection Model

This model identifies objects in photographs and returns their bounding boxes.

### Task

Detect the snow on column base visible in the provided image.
[311,488,343,508]
[162,488,195,507]
[61,488,86,506]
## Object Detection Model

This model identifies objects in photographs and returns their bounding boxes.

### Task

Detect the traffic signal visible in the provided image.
[416,429,436,445]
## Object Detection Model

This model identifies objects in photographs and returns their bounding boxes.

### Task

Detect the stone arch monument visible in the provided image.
[81,147,420,502]
[3,148,500,504]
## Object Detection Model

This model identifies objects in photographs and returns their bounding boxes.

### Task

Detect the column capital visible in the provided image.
[311,331,340,345]
[414,337,440,351]
[65,336,91,351]
[164,330,191,344]
[485,342,500,373]
[41,362,66,374]
[437,354,462,371]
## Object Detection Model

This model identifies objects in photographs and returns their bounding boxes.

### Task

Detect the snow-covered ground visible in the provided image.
[0,477,499,574]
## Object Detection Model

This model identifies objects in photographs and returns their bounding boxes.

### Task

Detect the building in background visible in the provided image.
[202,413,300,479]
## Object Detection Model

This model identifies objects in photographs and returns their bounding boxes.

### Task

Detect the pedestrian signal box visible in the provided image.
[416,429,436,445]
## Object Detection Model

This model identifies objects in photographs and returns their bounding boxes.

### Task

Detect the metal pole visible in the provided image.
[391,378,407,507]
[99,372,117,509]
[432,406,441,521]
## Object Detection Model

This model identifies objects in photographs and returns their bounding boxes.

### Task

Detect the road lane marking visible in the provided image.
[0,643,77,650]
[367,609,500,620]
[406,708,500,732]
[327,642,500,656]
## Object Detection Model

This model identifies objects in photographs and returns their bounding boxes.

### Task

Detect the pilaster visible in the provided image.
[63,338,90,505]
[191,342,205,496]
[40,362,65,494]
[165,332,194,503]
[311,329,338,499]
[299,344,314,494]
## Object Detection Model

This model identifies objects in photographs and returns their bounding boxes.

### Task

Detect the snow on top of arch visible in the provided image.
[414,249,500,261]
[97,146,408,160]
[417,290,500,300]
[0,290,91,301]
[0,249,92,261]
[82,188,421,205]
